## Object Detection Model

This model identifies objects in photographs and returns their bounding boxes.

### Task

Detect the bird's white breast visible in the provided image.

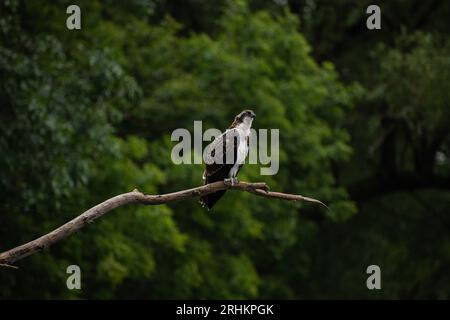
[234,120,252,164]
[236,128,249,164]
[228,124,251,178]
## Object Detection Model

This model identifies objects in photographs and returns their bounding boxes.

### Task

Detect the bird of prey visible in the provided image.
[200,109,256,210]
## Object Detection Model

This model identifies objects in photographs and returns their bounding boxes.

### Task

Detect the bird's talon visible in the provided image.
[224,178,238,186]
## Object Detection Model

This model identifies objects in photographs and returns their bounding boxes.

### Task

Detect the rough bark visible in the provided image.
[0,181,326,267]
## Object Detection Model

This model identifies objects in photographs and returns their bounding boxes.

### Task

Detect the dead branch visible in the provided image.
[0,181,326,267]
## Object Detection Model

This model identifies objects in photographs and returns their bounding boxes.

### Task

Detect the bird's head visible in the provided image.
[230,109,256,128]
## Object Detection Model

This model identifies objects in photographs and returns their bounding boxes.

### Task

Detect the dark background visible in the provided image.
[1,0,450,299]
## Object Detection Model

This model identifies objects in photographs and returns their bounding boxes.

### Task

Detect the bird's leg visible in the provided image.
[224,177,239,186]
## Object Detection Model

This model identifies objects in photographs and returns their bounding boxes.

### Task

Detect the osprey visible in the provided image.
[200,109,256,210]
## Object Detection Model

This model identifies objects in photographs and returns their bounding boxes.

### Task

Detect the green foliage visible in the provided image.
[2,0,449,299]
[293,0,450,298]
[377,32,450,163]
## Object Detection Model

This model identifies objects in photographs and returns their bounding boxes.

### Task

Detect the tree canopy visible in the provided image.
[1,0,449,299]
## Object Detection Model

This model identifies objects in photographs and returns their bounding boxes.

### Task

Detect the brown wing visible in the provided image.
[200,129,240,210]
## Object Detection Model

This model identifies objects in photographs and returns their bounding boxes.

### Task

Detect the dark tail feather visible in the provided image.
[200,190,226,210]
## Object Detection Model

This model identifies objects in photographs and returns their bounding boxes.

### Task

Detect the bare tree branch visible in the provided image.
[0,181,326,267]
